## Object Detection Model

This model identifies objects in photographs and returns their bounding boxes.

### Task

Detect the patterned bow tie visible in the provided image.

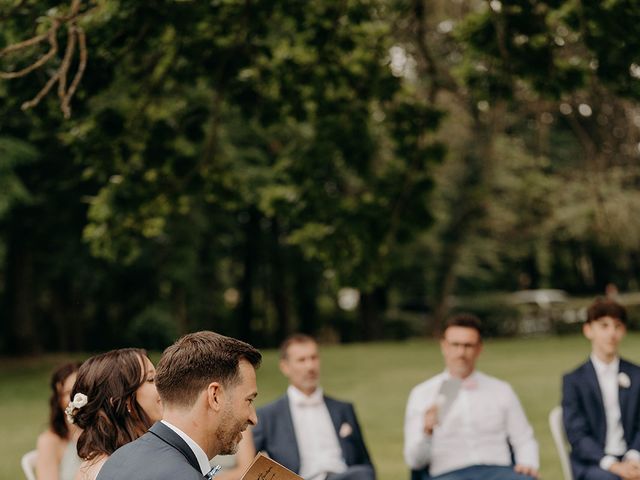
[204,465,222,479]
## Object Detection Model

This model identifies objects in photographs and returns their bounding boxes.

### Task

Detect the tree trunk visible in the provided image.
[430,114,496,334]
[4,227,39,354]
[51,283,71,352]
[238,207,260,343]
[172,284,189,335]
[294,259,320,335]
[359,286,387,341]
[270,218,290,344]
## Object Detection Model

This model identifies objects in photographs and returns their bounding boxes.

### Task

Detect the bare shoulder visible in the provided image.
[75,456,108,480]
[37,429,64,452]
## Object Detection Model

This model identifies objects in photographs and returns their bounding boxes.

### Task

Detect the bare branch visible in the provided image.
[0,26,59,79]
[21,66,63,111]
[1,0,94,117]
[0,29,51,56]
[62,27,87,119]
[57,21,78,102]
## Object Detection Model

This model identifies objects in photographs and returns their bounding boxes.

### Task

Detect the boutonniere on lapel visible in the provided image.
[339,422,353,438]
[618,372,631,388]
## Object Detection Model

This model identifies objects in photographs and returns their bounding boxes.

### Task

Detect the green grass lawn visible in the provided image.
[3,334,640,479]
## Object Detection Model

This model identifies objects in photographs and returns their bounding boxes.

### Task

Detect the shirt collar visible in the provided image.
[443,370,478,381]
[591,354,620,375]
[161,420,211,475]
[287,385,324,406]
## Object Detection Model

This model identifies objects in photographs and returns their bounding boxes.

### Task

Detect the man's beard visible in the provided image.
[216,406,246,455]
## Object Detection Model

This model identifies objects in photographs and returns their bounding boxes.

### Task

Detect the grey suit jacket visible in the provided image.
[97,422,204,480]
[252,394,374,476]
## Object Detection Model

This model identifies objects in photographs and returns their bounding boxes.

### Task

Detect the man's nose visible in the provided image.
[248,407,258,426]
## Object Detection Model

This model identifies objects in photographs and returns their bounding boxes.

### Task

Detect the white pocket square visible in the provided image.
[339,422,353,438]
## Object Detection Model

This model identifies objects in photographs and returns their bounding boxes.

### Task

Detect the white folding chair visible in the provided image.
[549,406,574,480]
[21,450,37,480]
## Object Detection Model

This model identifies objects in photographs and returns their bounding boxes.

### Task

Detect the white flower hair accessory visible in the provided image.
[618,372,631,389]
[65,393,88,423]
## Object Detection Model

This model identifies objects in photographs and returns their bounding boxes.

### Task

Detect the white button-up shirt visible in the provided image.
[589,355,640,470]
[591,355,627,459]
[288,386,347,480]
[404,371,539,477]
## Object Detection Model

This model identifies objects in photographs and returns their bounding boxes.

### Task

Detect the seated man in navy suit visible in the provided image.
[246,333,375,480]
[563,298,640,480]
[404,314,539,480]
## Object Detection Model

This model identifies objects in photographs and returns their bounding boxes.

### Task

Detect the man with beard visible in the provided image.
[244,333,375,480]
[97,331,261,480]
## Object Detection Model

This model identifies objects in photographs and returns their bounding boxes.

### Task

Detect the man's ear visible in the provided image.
[206,382,223,411]
[279,359,289,377]
[583,323,593,340]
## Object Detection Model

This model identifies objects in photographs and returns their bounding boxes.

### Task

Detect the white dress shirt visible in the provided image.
[287,386,347,480]
[161,420,211,475]
[404,371,539,477]
[590,355,640,470]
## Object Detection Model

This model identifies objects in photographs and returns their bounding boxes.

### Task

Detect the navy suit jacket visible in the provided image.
[253,394,374,476]
[562,358,640,480]
[97,422,204,480]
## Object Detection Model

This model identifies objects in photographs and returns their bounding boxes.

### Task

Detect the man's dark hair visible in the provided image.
[156,331,262,408]
[279,333,317,360]
[443,313,483,339]
[586,298,627,325]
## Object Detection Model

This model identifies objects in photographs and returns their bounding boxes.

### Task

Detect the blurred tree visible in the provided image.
[386,0,640,332]
[3,0,640,351]
[0,0,443,350]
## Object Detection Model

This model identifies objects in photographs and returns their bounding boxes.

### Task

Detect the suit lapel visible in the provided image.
[619,360,631,439]
[148,421,201,474]
[585,360,608,441]
[325,396,342,436]
[325,396,350,460]
[585,360,605,407]
[282,396,302,470]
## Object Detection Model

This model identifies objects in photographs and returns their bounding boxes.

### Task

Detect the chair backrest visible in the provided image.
[409,468,429,480]
[21,450,37,480]
[549,406,574,480]
[410,468,430,480]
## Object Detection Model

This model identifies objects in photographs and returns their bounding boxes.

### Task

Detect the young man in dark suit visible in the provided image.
[97,331,262,480]
[563,298,640,480]
[247,333,375,480]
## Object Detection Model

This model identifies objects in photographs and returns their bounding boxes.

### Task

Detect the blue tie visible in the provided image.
[204,465,222,479]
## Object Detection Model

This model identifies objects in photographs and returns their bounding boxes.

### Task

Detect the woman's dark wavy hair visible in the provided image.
[71,348,155,461]
[49,362,82,439]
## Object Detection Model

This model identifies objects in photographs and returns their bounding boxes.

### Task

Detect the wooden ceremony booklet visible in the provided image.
[238,453,303,480]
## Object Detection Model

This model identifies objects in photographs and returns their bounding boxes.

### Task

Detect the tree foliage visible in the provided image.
[2,0,640,352]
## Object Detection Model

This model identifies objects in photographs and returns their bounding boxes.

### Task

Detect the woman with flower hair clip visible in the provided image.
[36,362,83,480]
[67,348,163,480]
